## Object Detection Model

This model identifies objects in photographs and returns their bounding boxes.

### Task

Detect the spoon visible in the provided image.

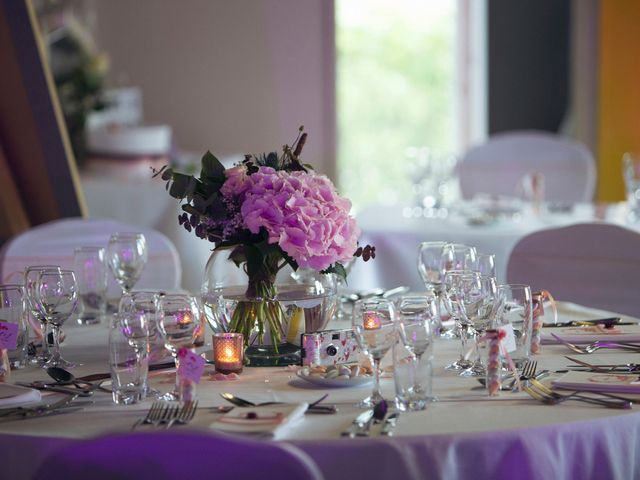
[46,367,110,393]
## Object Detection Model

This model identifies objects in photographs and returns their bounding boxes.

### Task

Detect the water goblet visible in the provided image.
[474,253,496,279]
[446,243,477,272]
[156,294,202,401]
[353,298,397,408]
[418,242,451,338]
[35,269,78,368]
[24,265,61,365]
[106,233,148,296]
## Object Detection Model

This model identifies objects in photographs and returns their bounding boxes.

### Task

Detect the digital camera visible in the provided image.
[300,328,361,366]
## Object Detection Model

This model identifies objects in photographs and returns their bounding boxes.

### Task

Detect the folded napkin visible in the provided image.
[542,301,639,326]
[0,383,41,408]
[552,371,640,394]
[210,403,307,439]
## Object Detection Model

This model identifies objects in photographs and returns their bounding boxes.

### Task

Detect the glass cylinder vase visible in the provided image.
[201,249,337,366]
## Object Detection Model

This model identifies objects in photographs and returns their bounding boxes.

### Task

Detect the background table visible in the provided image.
[3,304,640,479]
[348,203,630,291]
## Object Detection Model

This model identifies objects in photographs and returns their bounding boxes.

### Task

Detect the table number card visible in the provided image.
[177,348,206,383]
[0,322,18,350]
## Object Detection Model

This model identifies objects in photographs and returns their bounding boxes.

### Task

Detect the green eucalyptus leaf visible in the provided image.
[201,151,226,179]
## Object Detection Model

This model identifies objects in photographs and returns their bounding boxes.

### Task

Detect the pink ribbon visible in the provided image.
[479,329,521,395]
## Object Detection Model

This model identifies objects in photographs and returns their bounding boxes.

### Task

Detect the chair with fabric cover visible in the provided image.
[506,223,640,318]
[458,130,596,203]
[33,431,324,480]
[0,217,181,291]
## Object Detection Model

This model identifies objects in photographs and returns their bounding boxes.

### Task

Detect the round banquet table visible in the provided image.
[348,203,631,291]
[3,306,640,480]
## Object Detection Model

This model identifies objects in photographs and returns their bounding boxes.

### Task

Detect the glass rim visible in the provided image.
[74,246,105,253]
[0,283,24,292]
[110,232,146,239]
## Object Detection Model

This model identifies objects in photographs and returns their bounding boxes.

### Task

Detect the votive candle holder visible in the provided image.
[213,333,244,374]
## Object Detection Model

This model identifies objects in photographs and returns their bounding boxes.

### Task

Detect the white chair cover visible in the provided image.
[458,130,596,203]
[0,218,181,292]
[506,223,640,318]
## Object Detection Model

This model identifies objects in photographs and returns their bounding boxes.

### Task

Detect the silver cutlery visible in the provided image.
[15,381,94,397]
[220,393,336,414]
[0,394,80,422]
[132,401,165,429]
[0,406,84,423]
[341,409,374,437]
[550,334,640,354]
[380,412,399,436]
[523,378,632,409]
[166,401,198,429]
[543,317,629,328]
[565,356,640,373]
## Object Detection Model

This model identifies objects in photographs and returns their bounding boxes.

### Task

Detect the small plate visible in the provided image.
[295,370,373,388]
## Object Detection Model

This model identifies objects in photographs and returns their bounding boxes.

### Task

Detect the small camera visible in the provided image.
[300,329,361,366]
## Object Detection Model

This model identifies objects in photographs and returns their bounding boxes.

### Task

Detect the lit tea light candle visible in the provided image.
[363,312,381,330]
[177,312,192,326]
[213,333,244,374]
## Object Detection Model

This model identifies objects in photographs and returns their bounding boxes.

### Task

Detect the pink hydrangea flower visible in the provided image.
[238,167,360,271]
[220,165,250,198]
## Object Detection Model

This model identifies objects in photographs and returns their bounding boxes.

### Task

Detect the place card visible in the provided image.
[499,324,517,353]
[177,348,206,383]
[0,322,18,350]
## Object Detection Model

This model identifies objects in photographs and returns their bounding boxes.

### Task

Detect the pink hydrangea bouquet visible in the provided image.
[154,127,374,348]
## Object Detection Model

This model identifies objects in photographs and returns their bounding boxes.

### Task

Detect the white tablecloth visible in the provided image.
[348,203,630,291]
[3,303,640,479]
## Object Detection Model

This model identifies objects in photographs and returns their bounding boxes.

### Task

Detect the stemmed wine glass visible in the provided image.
[417,242,451,337]
[156,294,202,401]
[106,233,148,296]
[397,295,437,402]
[353,298,397,408]
[446,244,477,272]
[473,253,496,279]
[35,269,78,368]
[24,265,61,365]
[442,270,478,371]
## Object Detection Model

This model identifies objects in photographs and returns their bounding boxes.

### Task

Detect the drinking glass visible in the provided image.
[106,233,148,295]
[74,247,107,324]
[462,275,497,377]
[475,253,496,279]
[35,270,78,368]
[0,285,29,369]
[446,244,477,272]
[495,284,533,368]
[157,294,202,401]
[353,298,397,408]
[109,315,148,405]
[395,295,437,409]
[442,270,478,371]
[417,242,451,338]
[24,265,61,364]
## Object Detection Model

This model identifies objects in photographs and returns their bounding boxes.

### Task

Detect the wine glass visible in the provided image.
[24,265,61,365]
[156,294,202,401]
[442,270,478,371]
[396,295,437,405]
[353,298,397,408]
[35,269,78,368]
[474,253,496,279]
[417,242,451,337]
[446,243,477,271]
[460,275,497,377]
[106,233,148,295]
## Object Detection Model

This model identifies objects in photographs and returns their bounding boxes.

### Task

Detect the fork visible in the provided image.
[524,378,632,409]
[565,356,640,373]
[165,401,198,429]
[551,334,640,354]
[132,401,164,429]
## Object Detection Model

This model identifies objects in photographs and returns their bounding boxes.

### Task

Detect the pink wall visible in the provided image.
[93,0,336,178]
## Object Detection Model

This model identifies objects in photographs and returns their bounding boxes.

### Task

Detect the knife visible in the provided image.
[77,361,176,382]
[15,382,94,397]
[0,393,78,419]
[341,409,374,438]
[543,317,633,328]
[380,412,399,436]
[0,406,84,423]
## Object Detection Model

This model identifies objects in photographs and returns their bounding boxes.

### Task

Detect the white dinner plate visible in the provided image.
[295,370,373,388]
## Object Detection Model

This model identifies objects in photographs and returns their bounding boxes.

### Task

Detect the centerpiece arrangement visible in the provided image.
[154,127,374,365]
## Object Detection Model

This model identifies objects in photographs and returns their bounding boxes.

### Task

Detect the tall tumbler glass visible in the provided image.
[495,284,533,368]
[0,285,29,369]
[109,315,148,405]
[74,247,107,325]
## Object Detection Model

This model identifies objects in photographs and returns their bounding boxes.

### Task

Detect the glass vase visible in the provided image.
[201,249,337,366]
